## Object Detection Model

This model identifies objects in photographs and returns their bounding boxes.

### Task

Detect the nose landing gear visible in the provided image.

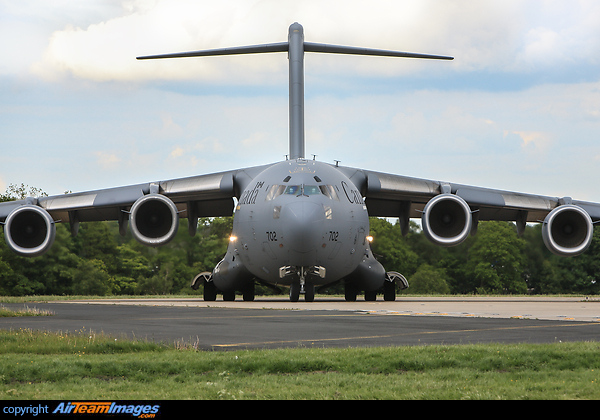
[284,266,324,302]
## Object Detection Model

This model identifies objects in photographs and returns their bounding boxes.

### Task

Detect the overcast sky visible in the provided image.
[1,0,599,203]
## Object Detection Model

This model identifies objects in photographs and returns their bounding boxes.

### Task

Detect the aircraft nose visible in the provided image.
[282,201,324,253]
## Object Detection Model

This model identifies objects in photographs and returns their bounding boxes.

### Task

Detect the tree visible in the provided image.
[113,244,152,295]
[465,221,527,294]
[71,259,112,296]
[73,222,120,269]
[551,226,600,294]
[369,218,419,277]
[405,264,451,294]
[0,183,46,202]
[1,180,598,297]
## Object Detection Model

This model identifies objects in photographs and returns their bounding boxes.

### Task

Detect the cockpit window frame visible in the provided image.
[265,183,340,201]
[319,185,340,201]
[265,185,286,201]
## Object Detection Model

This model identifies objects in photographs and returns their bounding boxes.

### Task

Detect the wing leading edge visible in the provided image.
[0,164,271,222]
[336,164,599,256]
[0,163,271,256]
[361,168,600,221]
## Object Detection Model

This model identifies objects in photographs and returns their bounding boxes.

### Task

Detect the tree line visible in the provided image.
[0,184,599,296]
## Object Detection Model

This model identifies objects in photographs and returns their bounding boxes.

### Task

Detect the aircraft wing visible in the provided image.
[0,164,270,223]
[0,163,271,256]
[337,165,600,255]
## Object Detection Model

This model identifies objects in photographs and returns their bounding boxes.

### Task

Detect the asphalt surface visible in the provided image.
[2,297,600,350]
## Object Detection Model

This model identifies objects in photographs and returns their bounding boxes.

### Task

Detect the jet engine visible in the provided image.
[422,194,472,247]
[129,194,179,247]
[542,205,593,257]
[4,205,56,257]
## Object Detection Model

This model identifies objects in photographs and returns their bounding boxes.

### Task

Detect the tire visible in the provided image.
[383,280,396,301]
[344,282,357,302]
[304,284,315,302]
[365,291,377,301]
[289,283,300,302]
[243,282,255,302]
[204,279,217,301]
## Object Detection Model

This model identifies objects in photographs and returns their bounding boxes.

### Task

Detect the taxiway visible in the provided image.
[1,296,599,350]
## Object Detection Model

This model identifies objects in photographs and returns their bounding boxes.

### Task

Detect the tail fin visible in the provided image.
[137,22,453,160]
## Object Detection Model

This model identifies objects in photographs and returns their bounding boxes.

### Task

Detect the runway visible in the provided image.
[1,296,600,350]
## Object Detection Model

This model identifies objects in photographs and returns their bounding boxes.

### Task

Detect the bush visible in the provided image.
[404,264,450,294]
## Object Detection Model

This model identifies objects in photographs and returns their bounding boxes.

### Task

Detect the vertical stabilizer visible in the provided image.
[137,23,453,162]
[287,23,305,159]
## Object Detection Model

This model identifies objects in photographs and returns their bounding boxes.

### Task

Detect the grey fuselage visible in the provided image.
[134,22,451,298]
[212,159,380,292]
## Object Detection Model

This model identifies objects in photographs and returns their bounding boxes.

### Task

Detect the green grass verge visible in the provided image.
[0,305,54,317]
[1,329,600,399]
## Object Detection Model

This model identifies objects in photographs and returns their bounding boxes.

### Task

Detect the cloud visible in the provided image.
[2,0,600,204]
[95,151,121,169]
[28,0,600,85]
[155,114,183,138]
[511,130,553,154]
[31,0,289,83]
[170,146,184,158]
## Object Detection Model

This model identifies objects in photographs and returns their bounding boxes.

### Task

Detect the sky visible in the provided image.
[1,0,599,204]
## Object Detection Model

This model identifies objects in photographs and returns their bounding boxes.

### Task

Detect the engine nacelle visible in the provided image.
[422,194,472,247]
[4,205,56,257]
[129,194,179,247]
[542,205,593,257]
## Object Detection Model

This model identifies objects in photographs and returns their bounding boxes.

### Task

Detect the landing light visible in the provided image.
[229,235,237,242]
[366,235,374,242]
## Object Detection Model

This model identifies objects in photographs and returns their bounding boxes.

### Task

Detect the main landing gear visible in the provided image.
[191,272,258,302]
[191,270,409,302]
[344,271,409,302]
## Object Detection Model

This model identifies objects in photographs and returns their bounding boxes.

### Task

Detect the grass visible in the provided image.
[1,328,600,399]
[0,305,54,317]
[0,295,199,303]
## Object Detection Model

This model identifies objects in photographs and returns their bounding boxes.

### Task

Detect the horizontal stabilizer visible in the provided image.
[304,42,453,60]
[137,42,289,60]
[137,42,453,62]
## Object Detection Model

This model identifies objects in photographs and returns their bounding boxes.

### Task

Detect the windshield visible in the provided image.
[303,185,321,195]
[265,184,339,200]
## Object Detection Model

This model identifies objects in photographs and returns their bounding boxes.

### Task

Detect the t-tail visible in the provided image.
[137,22,453,161]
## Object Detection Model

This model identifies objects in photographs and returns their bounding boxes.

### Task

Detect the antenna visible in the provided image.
[137,22,453,161]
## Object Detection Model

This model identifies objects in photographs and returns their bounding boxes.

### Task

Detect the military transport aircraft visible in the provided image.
[1,23,599,302]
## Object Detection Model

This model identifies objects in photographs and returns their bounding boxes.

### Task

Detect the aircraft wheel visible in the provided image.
[289,283,300,302]
[383,280,396,301]
[304,284,315,302]
[365,291,377,301]
[344,283,357,302]
[243,282,255,302]
[223,291,236,301]
[203,279,217,301]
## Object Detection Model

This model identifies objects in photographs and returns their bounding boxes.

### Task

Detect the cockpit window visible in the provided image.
[265,184,339,200]
[265,185,286,201]
[303,185,321,195]
[284,185,301,195]
[319,185,340,201]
